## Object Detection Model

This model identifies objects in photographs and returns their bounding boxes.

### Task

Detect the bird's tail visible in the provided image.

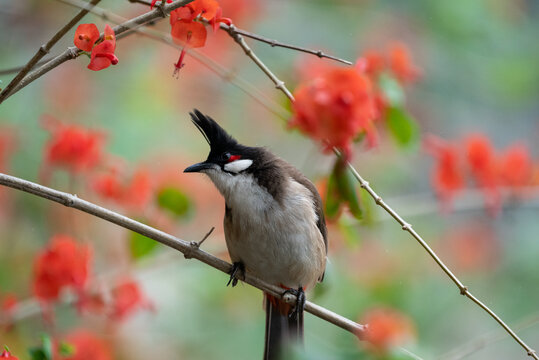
[263,293,303,360]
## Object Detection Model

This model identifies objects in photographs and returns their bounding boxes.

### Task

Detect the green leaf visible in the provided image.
[156,186,192,218]
[58,342,75,357]
[334,161,362,220]
[324,168,342,220]
[379,73,405,107]
[130,230,159,259]
[29,335,53,360]
[386,106,419,147]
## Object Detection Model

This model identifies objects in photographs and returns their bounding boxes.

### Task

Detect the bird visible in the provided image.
[184,109,328,360]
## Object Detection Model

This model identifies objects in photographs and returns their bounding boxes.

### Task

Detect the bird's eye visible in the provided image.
[222,152,231,161]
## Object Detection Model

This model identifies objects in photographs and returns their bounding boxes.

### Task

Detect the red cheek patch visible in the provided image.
[228,155,241,162]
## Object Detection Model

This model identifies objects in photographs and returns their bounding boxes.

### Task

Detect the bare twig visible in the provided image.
[129,0,352,65]
[0,58,55,76]
[341,152,538,359]
[2,0,197,102]
[0,0,101,104]
[57,0,290,120]
[189,226,215,250]
[218,22,538,358]
[222,24,295,101]
[437,313,539,360]
[0,172,366,338]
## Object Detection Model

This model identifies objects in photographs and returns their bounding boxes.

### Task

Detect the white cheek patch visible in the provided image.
[224,159,253,173]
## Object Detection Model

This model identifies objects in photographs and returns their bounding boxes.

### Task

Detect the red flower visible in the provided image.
[63,330,112,360]
[88,25,118,71]
[92,168,153,210]
[465,134,498,189]
[442,222,499,273]
[150,0,171,9]
[33,235,92,303]
[1,294,17,314]
[209,7,232,32]
[0,349,18,360]
[356,50,385,78]
[110,278,153,321]
[290,67,377,158]
[388,42,421,84]
[42,117,104,174]
[499,143,532,188]
[424,135,465,210]
[74,24,100,52]
[360,307,415,352]
[171,20,207,48]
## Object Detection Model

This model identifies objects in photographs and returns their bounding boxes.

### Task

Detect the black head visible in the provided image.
[184,109,257,174]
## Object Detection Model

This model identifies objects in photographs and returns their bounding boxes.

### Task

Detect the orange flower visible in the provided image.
[110,278,153,321]
[74,23,100,52]
[41,116,105,174]
[63,330,112,360]
[290,67,377,158]
[33,235,91,303]
[360,307,415,352]
[499,143,532,188]
[88,25,118,71]
[442,222,499,272]
[424,135,465,210]
[465,134,500,214]
[0,349,18,360]
[388,42,421,84]
[91,168,153,210]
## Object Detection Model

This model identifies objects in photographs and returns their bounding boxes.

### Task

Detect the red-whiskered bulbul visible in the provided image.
[184,110,328,360]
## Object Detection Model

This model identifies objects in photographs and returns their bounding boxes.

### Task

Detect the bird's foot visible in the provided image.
[227,261,245,287]
[283,286,306,321]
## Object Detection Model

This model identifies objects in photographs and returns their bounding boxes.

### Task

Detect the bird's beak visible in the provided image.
[184,161,215,173]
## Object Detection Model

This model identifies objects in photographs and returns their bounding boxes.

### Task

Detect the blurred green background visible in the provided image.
[1,0,539,359]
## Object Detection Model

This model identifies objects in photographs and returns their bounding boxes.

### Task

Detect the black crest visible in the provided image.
[189,109,237,150]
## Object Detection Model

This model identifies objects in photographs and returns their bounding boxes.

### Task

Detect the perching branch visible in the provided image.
[218,22,539,359]
[2,0,197,102]
[0,172,366,338]
[0,0,101,104]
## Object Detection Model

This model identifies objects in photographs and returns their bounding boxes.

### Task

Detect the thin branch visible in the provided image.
[437,313,539,360]
[0,0,101,104]
[0,172,366,338]
[219,23,352,65]
[0,58,54,76]
[218,22,538,358]
[221,24,296,101]
[2,0,197,102]
[57,0,290,120]
[342,153,539,360]
[130,0,352,65]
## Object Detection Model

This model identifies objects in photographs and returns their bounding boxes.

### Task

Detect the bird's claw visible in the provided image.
[227,261,245,287]
[283,286,305,321]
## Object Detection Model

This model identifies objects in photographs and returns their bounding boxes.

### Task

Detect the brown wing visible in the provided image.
[284,163,328,253]
[250,150,328,256]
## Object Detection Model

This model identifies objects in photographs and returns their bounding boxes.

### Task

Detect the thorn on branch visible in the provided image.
[401,223,412,231]
[39,45,50,55]
[360,181,369,189]
[460,286,468,295]
[184,226,215,259]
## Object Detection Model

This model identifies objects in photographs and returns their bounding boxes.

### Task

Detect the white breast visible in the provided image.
[207,170,326,289]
